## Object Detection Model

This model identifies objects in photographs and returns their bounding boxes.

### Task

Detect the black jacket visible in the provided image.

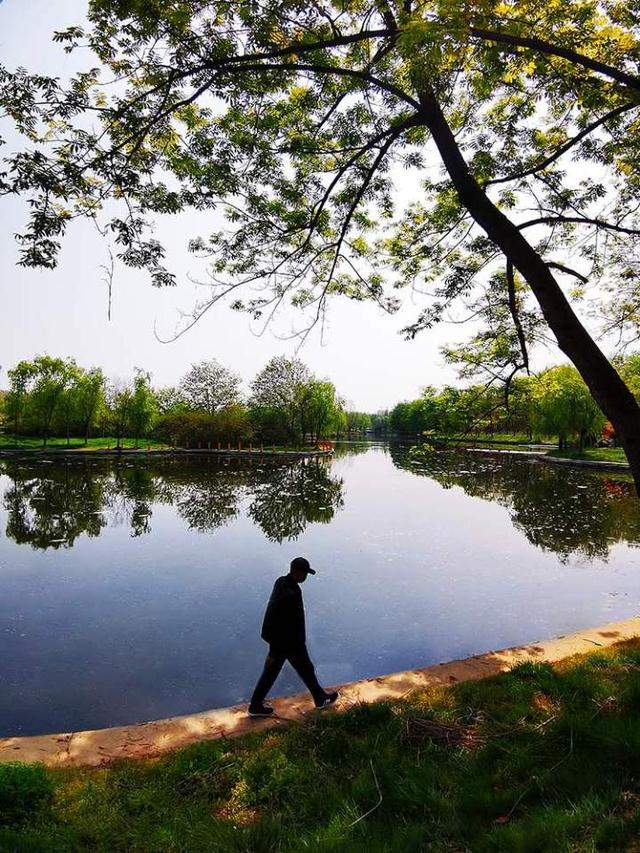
[261,575,306,649]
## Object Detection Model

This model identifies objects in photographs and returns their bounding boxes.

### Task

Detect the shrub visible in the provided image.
[0,763,54,825]
[154,405,252,447]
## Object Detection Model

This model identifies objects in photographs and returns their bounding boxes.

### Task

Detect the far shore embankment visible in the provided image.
[0,446,333,461]
[461,446,631,473]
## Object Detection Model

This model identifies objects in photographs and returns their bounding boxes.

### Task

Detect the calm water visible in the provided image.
[1,444,639,737]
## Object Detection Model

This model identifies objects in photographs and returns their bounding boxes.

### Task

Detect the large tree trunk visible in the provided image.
[419,89,640,494]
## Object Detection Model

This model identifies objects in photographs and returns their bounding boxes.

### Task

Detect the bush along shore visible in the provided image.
[2,640,640,852]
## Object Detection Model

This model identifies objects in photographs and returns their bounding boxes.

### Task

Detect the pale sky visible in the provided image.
[0,0,560,409]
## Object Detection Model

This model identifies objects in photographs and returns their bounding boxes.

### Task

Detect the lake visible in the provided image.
[1,443,639,737]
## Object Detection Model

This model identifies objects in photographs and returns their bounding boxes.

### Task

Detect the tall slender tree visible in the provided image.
[74,367,106,444]
[6,360,37,436]
[250,356,312,445]
[129,369,157,448]
[29,356,72,447]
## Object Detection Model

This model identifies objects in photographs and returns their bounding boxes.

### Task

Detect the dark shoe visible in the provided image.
[315,691,339,710]
[248,703,275,718]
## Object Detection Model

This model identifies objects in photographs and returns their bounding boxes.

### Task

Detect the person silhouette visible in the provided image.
[248,557,339,716]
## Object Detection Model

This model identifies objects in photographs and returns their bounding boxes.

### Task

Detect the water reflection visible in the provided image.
[390,446,640,560]
[2,448,638,560]
[3,444,640,737]
[0,456,344,548]
[248,461,344,542]
[3,464,109,549]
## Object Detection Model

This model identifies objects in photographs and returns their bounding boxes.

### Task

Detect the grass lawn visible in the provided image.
[426,433,550,446]
[3,641,640,852]
[548,447,629,464]
[0,435,168,451]
[0,436,325,453]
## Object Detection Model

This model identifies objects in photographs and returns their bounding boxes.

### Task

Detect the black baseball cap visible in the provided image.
[290,556,316,575]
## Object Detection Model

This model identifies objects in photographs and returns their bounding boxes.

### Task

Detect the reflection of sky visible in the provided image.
[2,446,640,737]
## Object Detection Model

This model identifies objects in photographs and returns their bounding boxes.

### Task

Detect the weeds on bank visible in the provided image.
[2,641,640,852]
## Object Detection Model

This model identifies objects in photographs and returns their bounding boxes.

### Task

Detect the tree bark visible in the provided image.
[419,88,640,494]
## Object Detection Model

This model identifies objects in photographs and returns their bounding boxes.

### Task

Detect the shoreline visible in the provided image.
[0,447,334,461]
[2,616,638,768]
[463,446,631,473]
[0,442,628,471]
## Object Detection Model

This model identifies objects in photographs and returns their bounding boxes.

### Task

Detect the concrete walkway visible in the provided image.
[2,617,638,768]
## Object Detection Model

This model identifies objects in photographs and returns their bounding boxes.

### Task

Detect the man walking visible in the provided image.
[248,557,339,717]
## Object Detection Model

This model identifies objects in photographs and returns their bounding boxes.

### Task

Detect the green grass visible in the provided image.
[0,435,325,453]
[422,435,629,465]
[548,447,628,464]
[426,432,550,446]
[4,641,640,851]
[0,435,168,451]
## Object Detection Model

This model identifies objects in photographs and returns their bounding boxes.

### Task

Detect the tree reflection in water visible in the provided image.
[390,446,640,561]
[248,458,344,542]
[110,464,157,537]
[3,462,109,549]
[0,455,344,549]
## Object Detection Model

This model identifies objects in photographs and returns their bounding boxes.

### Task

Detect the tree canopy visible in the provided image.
[3,1,640,484]
[2,352,347,447]
[532,365,606,450]
[179,358,241,413]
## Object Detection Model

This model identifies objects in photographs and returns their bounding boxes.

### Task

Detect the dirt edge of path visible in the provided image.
[2,617,638,768]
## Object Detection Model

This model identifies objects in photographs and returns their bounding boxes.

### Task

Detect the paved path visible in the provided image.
[2,617,638,768]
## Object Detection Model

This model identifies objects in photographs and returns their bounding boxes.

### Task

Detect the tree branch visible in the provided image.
[231,62,421,109]
[506,258,529,374]
[203,28,392,70]
[518,215,640,236]
[546,261,588,284]
[485,102,637,186]
[469,26,640,93]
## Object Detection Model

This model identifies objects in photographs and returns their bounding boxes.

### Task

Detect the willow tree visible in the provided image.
[2,1,640,484]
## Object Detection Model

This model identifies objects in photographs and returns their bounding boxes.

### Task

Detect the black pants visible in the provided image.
[251,643,325,706]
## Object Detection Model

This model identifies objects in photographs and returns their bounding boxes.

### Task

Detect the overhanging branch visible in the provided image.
[485,102,637,186]
[518,215,640,236]
[469,26,640,93]
[546,261,588,284]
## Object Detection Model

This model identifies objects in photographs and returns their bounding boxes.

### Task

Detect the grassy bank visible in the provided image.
[548,447,628,464]
[423,432,538,446]
[0,436,324,454]
[3,641,640,852]
[420,436,630,466]
[0,435,167,451]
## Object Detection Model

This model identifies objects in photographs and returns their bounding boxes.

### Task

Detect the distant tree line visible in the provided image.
[12,350,633,452]
[389,357,640,449]
[0,355,373,448]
